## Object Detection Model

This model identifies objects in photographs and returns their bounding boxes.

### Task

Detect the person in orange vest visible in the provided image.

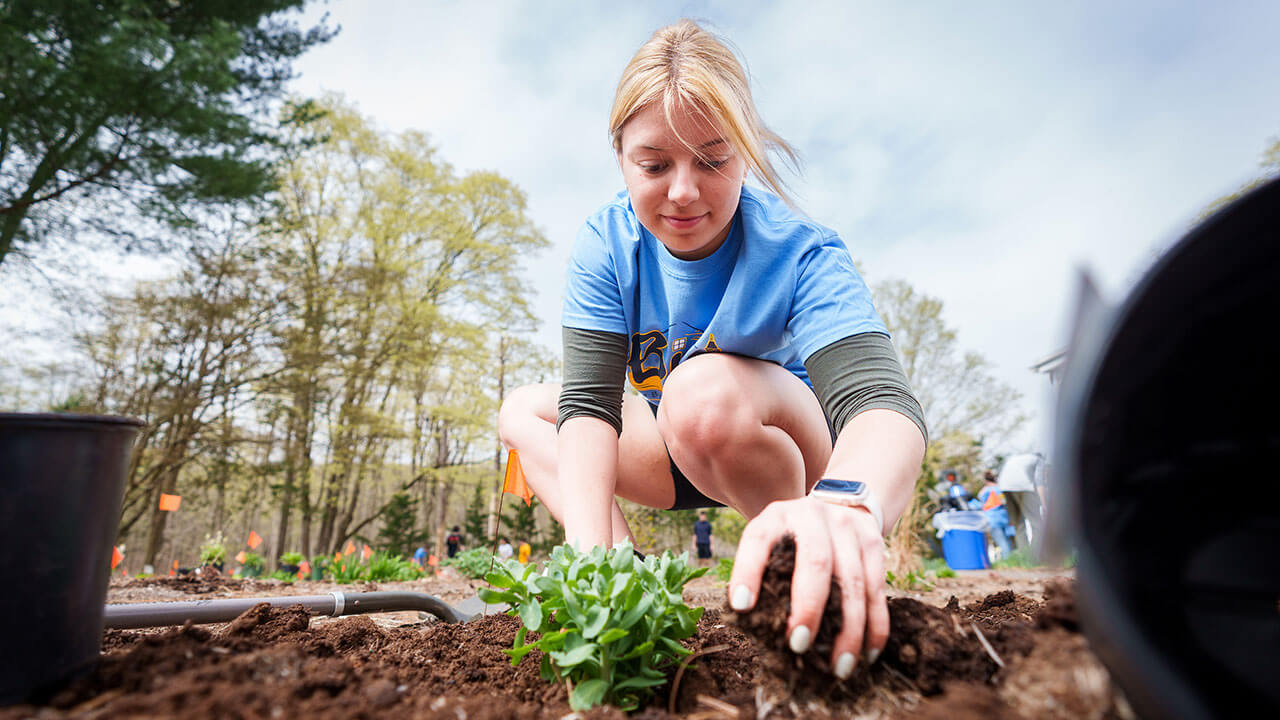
[517,539,532,565]
[975,470,1013,558]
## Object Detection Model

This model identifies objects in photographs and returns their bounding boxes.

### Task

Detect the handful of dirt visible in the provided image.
[728,534,845,681]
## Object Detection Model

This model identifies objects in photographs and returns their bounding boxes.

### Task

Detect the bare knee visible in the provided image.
[498,383,558,450]
[658,357,757,458]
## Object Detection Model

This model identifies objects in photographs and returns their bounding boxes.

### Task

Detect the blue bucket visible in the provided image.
[941,529,990,570]
[932,511,991,570]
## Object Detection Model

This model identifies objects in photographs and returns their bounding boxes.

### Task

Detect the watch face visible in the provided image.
[813,479,867,496]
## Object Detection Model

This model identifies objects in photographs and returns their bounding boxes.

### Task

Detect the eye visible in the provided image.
[699,157,729,170]
[639,162,666,175]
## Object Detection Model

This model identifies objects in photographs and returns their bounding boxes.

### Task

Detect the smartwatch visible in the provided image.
[810,478,884,535]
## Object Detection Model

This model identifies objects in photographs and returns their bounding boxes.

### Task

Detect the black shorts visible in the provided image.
[696,542,713,559]
[648,398,837,511]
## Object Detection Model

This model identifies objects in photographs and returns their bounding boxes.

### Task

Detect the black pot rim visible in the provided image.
[0,412,145,428]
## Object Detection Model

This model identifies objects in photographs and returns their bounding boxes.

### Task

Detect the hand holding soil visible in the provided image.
[728,499,887,680]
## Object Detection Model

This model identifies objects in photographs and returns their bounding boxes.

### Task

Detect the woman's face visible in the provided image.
[617,102,747,260]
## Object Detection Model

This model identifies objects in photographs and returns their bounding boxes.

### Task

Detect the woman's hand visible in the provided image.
[727,495,888,680]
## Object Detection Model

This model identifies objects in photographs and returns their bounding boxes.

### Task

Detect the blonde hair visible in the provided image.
[609,19,800,205]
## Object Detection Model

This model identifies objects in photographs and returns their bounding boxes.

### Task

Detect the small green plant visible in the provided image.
[478,541,707,711]
[886,569,934,592]
[937,567,957,579]
[713,556,734,582]
[309,555,331,580]
[445,547,498,579]
[366,552,422,582]
[239,551,265,578]
[199,532,227,566]
[330,557,368,584]
[267,570,296,583]
[279,551,304,567]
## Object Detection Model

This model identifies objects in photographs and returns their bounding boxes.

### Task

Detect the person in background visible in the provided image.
[517,539,532,564]
[445,526,463,558]
[692,510,714,566]
[497,536,515,560]
[975,470,1014,558]
[940,470,970,511]
[412,545,428,567]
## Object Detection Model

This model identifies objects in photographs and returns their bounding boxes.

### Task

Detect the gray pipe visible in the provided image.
[104,591,472,629]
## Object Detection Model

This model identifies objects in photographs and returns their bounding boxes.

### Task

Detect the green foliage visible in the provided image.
[0,0,336,264]
[239,551,265,578]
[501,495,540,550]
[199,532,227,566]
[267,570,296,583]
[885,569,934,592]
[713,557,734,583]
[937,567,957,579]
[366,552,423,582]
[445,547,498,580]
[464,484,491,547]
[478,541,707,712]
[279,551,304,566]
[329,557,368,584]
[375,492,427,556]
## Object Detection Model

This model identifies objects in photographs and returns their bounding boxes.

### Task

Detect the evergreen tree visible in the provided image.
[375,492,426,556]
[463,483,489,547]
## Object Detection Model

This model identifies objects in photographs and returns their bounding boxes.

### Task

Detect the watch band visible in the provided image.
[812,479,885,535]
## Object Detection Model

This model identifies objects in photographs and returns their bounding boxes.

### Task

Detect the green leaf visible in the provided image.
[476,587,518,604]
[550,643,597,668]
[485,571,516,588]
[620,640,654,660]
[617,592,654,630]
[519,597,543,632]
[614,674,667,691]
[582,604,608,639]
[570,678,609,711]
[597,628,629,645]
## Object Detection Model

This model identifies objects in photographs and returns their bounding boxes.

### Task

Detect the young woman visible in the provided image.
[498,20,927,680]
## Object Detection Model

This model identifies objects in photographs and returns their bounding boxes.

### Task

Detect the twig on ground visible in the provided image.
[697,693,741,717]
[669,644,731,715]
[970,621,1005,669]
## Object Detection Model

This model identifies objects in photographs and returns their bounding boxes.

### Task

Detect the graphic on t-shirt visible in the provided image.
[627,323,719,394]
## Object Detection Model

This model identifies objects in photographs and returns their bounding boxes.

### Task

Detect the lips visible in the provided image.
[662,213,706,230]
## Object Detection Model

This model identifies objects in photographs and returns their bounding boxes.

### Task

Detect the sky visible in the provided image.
[7,1,1279,454]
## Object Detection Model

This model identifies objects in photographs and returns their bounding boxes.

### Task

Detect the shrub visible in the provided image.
[713,557,734,582]
[267,570,296,583]
[478,541,706,711]
[330,557,368,584]
[445,547,498,579]
[279,551,304,566]
[239,551,265,578]
[366,552,422,582]
[199,532,227,566]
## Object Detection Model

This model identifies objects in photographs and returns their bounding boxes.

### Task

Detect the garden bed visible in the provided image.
[2,559,1126,719]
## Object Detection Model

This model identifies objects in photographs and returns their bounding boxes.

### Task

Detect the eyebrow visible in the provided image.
[638,138,728,152]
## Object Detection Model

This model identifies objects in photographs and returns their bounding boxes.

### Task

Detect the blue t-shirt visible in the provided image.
[562,185,886,407]
[693,519,713,544]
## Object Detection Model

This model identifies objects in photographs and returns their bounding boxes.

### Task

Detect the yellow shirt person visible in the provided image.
[517,541,531,564]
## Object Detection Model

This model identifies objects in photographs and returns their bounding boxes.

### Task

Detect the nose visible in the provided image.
[667,162,699,207]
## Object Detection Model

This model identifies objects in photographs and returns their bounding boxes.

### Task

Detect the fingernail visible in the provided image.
[730,585,752,611]
[788,625,812,654]
[835,652,856,679]
[867,647,881,665]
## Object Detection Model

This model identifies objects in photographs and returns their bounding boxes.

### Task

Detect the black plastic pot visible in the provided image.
[0,412,144,705]
[1054,177,1280,718]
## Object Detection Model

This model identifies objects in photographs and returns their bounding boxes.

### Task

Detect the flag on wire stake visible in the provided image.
[247,531,262,549]
[158,493,182,511]
[503,449,533,505]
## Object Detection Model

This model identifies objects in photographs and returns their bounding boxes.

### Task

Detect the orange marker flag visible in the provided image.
[111,546,123,569]
[334,551,342,562]
[503,449,533,506]
[169,559,178,577]
[361,544,372,561]
[158,493,182,512]
[427,554,438,567]
[344,540,356,556]
[247,531,262,549]
[299,560,311,576]
[235,550,247,564]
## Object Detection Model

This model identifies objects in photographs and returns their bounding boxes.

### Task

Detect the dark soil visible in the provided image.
[1,550,1123,719]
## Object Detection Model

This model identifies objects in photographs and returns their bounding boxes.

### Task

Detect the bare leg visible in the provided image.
[657,354,833,519]
[497,384,674,544]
